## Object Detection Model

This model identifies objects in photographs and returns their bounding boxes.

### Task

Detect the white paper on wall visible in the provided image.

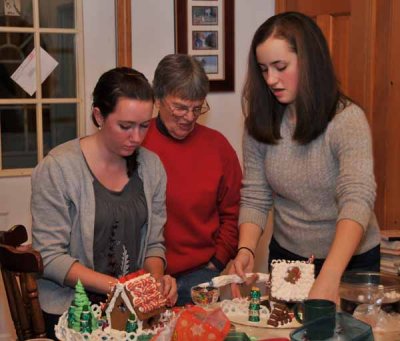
[4,0,21,16]
[11,47,59,96]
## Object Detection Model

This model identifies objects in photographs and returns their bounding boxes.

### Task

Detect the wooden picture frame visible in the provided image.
[175,0,234,92]
[115,0,132,67]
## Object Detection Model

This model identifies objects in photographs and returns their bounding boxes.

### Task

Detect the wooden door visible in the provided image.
[373,0,400,230]
[275,0,375,120]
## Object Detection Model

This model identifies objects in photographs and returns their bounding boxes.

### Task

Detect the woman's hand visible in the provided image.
[16,244,32,251]
[228,248,255,298]
[144,257,177,305]
[227,223,261,298]
[308,219,364,304]
[158,274,178,307]
[308,268,341,304]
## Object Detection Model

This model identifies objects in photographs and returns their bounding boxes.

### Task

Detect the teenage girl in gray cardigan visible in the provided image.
[31,68,177,338]
[229,12,380,303]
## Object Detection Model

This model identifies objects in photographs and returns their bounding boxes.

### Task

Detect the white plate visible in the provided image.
[220,298,301,329]
[227,312,300,329]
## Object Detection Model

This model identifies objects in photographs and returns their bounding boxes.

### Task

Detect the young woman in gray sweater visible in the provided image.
[229,12,380,303]
[31,68,177,338]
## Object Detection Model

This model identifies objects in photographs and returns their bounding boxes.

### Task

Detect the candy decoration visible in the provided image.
[248,287,261,322]
[119,269,146,283]
[67,305,77,329]
[284,266,301,284]
[307,254,315,264]
[80,318,92,334]
[81,305,91,322]
[267,302,292,327]
[191,286,219,306]
[79,305,92,334]
[125,313,138,333]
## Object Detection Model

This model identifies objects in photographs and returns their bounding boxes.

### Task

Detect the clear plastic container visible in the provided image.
[290,312,373,341]
[339,271,400,314]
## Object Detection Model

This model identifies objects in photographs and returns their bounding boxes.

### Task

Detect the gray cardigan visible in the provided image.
[239,103,381,259]
[31,139,167,314]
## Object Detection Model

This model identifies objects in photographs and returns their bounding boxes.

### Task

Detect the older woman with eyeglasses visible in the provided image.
[143,54,242,306]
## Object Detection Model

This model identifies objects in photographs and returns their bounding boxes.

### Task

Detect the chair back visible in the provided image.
[0,225,46,340]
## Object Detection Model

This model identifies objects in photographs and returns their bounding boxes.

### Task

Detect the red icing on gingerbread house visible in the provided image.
[103,270,167,331]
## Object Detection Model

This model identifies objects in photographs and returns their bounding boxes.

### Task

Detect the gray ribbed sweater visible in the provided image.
[239,103,381,258]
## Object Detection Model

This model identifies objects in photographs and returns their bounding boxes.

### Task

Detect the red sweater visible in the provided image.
[143,118,242,275]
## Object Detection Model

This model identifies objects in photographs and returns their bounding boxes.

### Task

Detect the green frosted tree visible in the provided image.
[68,279,98,332]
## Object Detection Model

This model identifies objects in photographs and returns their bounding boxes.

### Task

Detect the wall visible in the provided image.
[132,0,274,162]
[0,0,117,338]
[0,0,117,233]
[0,0,275,337]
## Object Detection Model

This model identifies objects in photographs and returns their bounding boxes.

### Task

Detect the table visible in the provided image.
[233,314,400,341]
[233,322,293,340]
[217,296,294,340]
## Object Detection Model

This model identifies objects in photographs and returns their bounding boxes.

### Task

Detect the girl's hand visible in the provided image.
[158,274,178,306]
[228,248,255,298]
[206,261,218,271]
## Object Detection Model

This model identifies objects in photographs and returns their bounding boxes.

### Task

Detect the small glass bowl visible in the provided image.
[191,285,220,307]
[339,271,400,314]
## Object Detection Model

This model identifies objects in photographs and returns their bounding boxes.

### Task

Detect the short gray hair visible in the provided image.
[153,54,209,100]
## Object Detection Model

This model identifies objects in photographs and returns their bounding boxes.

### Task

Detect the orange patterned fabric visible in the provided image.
[172,306,230,341]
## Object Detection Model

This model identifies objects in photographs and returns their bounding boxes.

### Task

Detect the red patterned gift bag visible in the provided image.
[172,306,230,340]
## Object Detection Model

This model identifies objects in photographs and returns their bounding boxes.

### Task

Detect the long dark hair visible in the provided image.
[92,67,154,177]
[243,12,349,145]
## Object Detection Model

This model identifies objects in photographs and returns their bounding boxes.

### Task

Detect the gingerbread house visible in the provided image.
[103,270,167,331]
[269,259,315,302]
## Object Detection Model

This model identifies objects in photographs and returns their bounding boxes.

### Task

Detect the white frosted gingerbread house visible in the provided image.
[269,259,315,302]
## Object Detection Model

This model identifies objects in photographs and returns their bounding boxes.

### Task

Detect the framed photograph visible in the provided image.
[175,0,234,92]
[192,31,218,50]
[194,55,219,74]
[192,6,218,25]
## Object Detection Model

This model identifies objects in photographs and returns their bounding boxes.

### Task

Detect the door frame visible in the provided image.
[116,0,132,67]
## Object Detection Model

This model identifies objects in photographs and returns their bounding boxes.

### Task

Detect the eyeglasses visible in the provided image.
[163,99,210,118]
